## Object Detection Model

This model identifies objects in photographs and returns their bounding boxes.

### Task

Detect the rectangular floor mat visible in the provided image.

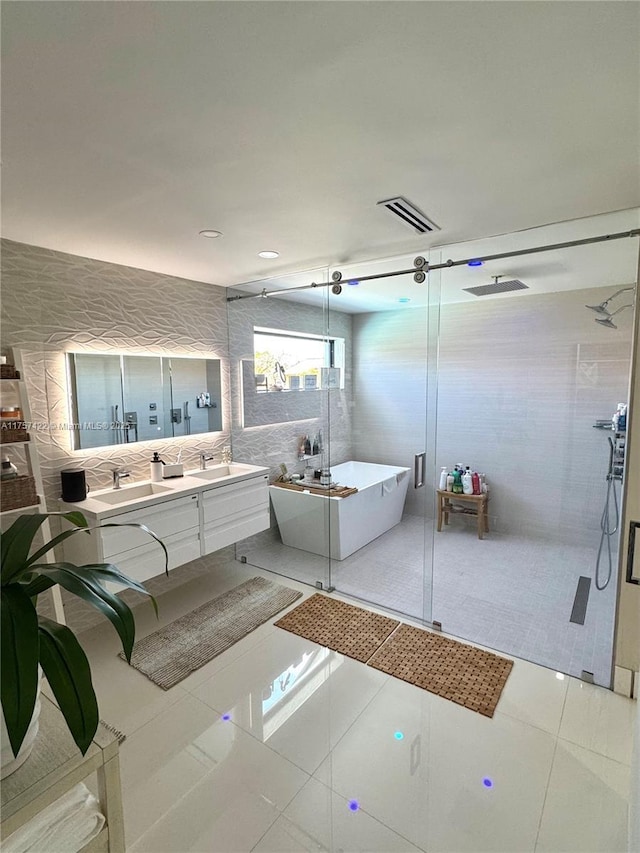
[122,576,302,689]
[275,593,400,663]
[368,623,513,717]
[276,594,513,716]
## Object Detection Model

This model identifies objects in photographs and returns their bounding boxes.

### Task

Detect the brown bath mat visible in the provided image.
[275,594,512,716]
[368,623,513,717]
[275,593,399,663]
[122,577,302,689]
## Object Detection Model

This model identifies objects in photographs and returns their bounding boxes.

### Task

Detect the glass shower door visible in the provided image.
[325,253,441,626]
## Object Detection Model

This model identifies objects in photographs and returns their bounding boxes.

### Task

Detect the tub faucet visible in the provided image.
[200,451,215,470]
[112,468,131,489]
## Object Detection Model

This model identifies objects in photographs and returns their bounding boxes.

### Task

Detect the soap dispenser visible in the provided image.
[150,451,164,482]
[1,455,18,480]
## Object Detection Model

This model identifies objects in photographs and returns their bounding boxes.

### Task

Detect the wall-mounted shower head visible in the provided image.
[586,286,635,316]
[594,303,634,330]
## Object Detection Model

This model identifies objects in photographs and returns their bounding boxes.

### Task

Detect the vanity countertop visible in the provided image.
[59,463,269,519]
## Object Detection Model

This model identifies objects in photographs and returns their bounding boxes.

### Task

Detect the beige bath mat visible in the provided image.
[122,576,302,689]
[275,593,400,663]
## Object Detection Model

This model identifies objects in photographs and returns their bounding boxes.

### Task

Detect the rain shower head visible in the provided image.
[586,286,635,316]
[596,316,617,329]
[594,303,634,330]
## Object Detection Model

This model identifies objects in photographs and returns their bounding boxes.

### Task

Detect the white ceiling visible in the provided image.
[2,2,639,287]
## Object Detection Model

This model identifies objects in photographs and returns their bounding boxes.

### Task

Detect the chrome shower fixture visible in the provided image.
[586,286,635,316]
[595,303,634,329]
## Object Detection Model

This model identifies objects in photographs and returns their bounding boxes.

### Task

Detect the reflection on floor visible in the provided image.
[239,515,617,686]
[71,562,633,852]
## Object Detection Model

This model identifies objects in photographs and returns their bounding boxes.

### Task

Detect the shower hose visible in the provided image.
[595,440,620,591]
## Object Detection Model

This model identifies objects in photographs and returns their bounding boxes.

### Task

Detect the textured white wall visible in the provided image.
[1,238,231,507]
[354,286,633,541]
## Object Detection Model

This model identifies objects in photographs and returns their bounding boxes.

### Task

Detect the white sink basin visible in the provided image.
[92,482,173,505]
[187,464,253,482]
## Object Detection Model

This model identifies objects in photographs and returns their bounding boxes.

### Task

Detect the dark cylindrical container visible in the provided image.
[61,468,88,502]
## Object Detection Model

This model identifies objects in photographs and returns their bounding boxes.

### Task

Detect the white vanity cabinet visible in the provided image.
[201,474,269,554]
[61,465,270,584]
[64,494,200,584]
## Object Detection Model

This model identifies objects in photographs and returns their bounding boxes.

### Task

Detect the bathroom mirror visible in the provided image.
[67,352,222,449]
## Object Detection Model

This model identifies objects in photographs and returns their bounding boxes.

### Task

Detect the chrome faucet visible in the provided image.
[112,468,132,489]
[199,451,215,470]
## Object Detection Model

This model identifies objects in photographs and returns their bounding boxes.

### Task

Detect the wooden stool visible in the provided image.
[436,489,489,540]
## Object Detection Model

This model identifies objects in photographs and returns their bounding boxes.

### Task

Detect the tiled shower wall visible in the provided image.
[1,238,232,508]
[353,285,633,542]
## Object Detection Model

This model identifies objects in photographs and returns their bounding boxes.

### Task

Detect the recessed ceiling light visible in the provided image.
[258,250,279,259]
[199,230,222,238]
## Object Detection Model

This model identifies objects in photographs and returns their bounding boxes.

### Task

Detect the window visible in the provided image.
[253,327,345,392]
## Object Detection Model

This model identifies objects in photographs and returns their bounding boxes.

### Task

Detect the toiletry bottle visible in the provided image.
[439,466,448,490]
[1,455,18,480]
[312,434,319,456]
[471,471,480,495]
[462,469,473,495]
[481,474,489,494]
[304,435,312,456]
[452,469,463,494]
[446,473,454,492]
[150,451,164,482]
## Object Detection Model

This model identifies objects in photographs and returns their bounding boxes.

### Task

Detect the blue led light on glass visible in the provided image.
[348,800,360,812]
[348,280,360,286]
[483,777,493,788]
[221,713,231,721]
[398,298,411,303]
[468,259,484,267]
[394,731,404,740]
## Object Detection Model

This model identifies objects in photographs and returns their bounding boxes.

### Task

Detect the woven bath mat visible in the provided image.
[368,623,513,717]
[275,593,400,663]
[121,576,302,689]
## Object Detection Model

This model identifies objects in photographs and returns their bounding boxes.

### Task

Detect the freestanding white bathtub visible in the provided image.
[269,460,410,560]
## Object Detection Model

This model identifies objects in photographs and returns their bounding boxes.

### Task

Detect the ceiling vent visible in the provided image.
[377,196,440,234]
[463,276,529,297]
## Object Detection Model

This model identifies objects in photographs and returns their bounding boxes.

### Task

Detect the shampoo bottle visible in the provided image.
[439,467,448,490]
[452,469,463,494]
[150,451,164,482]
[471,471,481,495]
[462,469,473,495]
[446,473,454,492]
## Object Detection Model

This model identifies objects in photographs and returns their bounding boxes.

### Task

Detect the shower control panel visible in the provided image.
[612,432,625,480]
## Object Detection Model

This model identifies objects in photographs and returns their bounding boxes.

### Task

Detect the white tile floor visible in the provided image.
[74,559,634,852]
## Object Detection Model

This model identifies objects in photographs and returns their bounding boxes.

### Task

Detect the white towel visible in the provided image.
[3,783,106,853]
[382,476,398,496]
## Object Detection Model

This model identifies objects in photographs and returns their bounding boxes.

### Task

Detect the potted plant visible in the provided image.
[1,511,167,775]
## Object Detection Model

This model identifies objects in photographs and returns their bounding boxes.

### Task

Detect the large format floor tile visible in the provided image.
[558,678,635,765]
[536,740,630,852]
[194,628,388,774]
[120,693,309,849]
[314,676,557,852]
[253,777,422,852]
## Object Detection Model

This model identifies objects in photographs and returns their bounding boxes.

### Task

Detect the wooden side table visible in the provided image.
[1,694,124,852]
[436,489,489,540]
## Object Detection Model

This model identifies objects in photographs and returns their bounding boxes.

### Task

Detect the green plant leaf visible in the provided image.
[25,525,92,568]
[77,564,159,618]
[38,616,99,755]
[0,586,39,757]
[1,512,89,583]
[98,522,169,575]
[29,563,137,660]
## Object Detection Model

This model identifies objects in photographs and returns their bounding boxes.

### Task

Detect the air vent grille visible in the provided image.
[377,196,440,234]
[463,279,528,297]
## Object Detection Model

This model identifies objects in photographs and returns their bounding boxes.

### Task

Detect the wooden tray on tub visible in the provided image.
[271,482,358,498]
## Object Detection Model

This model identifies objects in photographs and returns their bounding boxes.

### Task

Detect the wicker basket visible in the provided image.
[0,422,29,444]
[0,365,20,380]
[0,475,38,511]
